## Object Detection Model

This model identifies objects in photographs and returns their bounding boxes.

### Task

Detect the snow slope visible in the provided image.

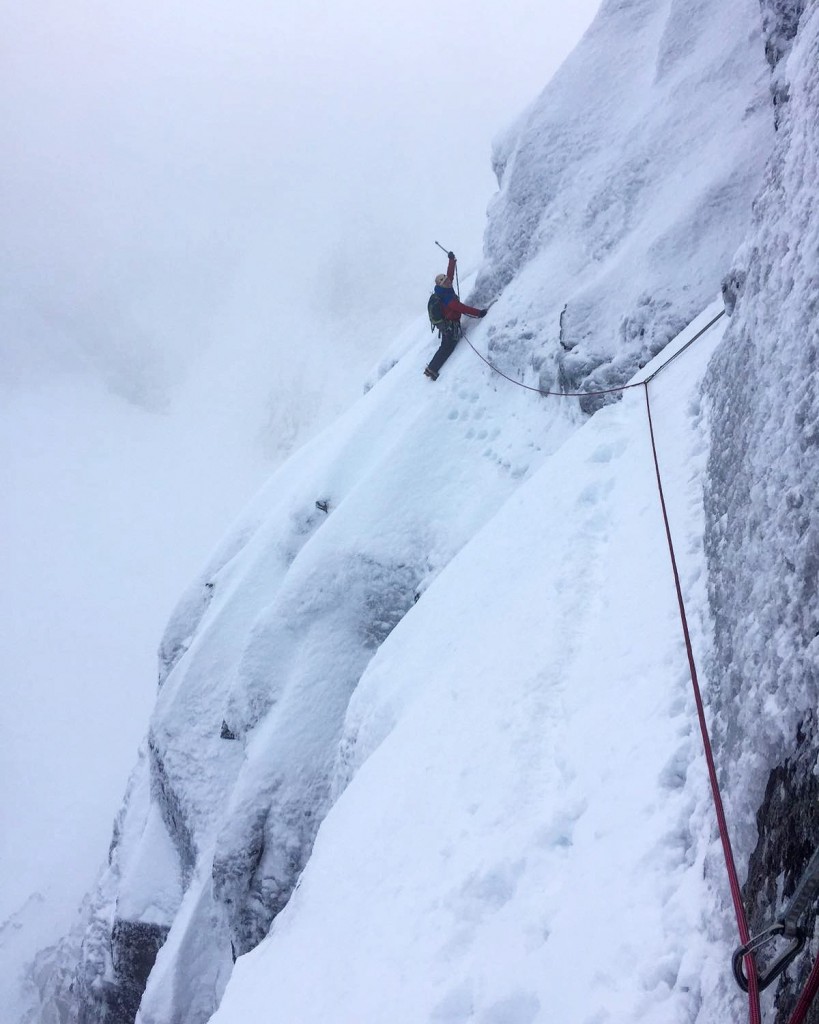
[30,0,805,1020]
[0,266,384,1024]
[473,0,770,407]
[210,308,737,1024]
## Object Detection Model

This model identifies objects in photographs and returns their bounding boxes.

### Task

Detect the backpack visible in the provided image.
[428,293,445,332]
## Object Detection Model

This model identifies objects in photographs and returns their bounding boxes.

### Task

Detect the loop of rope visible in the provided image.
[461,309,725,397]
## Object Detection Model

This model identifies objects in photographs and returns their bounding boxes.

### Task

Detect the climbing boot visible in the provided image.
[424,367,439,381]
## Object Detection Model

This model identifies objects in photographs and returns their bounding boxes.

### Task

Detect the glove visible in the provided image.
[478,309,488,318]
[448,251,456,260]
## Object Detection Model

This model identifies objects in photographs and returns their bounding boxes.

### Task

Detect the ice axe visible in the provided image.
[434,242,495,317]
[434,241,460,294]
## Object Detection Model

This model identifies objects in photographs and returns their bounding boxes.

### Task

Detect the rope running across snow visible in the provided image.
[644,352,819,1024]
[642,378,762,1024]
[462,309,725,397]
[459,304,819,1024]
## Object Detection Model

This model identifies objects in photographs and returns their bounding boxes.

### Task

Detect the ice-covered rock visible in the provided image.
[473,0,771,410]
[704,1,819,1015]
[29,0,819,1021]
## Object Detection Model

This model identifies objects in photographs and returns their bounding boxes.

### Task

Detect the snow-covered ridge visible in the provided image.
[27,0,819,1020]
[474,0,770,406]
[210,302,733,1024]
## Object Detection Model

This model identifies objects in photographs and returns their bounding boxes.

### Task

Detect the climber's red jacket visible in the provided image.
[437,256,483,321]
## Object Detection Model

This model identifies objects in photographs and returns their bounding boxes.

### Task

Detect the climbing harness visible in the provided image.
[459,303,819,1024]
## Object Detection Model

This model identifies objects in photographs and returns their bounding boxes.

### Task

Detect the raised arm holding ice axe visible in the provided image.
[424,243,489,381]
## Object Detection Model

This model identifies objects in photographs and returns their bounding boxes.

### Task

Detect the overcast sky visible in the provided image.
[1,0,601,405]
[0,0,602,946]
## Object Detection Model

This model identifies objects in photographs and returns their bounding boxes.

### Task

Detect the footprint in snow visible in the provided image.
[577,478,614,508]
[457,388,480,403]
[587,437,628,463]
[478,992,541,1024]
[430,980,474,1022]
[457,859,525,915]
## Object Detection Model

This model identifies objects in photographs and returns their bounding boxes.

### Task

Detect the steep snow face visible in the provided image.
[210,310,747,1024]
[704,2,819,1015]
[474,0,771,408]
[54,349,580,1024]
[30,0,781,1022]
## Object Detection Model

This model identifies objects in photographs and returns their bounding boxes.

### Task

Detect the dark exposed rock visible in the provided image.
[66,915,169,1024]
[149,738,196,882]
[361,561,418,650]
[107,920,170,1024]
[743,720,819,1023]
[758,0,808,122]
[704,1,819,1016]
[212,800,308,957]
[759,0,807,69]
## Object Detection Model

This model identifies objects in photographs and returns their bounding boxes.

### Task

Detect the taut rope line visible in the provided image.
[457,303,819,1023]
[643,378,762,1024]
[462,309,725,397]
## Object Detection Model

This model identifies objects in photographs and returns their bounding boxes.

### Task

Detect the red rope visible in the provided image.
[643,341,819,1024]
[788,953,819,1024]
[462,309,726,398]
[463,333,643,397]
[642,382,762,1024]
[463,307,819,1023]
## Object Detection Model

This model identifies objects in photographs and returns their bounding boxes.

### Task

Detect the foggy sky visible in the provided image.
[0,0,601,943]
[1,0,601,404]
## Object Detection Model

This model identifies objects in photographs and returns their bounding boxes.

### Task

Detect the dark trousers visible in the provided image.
[427,321,461,375]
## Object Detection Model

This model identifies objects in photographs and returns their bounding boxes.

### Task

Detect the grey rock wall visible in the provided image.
[704,2,819,1018]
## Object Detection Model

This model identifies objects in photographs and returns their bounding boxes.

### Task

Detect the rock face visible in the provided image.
[24,0,809,1021]
[704,1,819,1017]
[104,921,169,1024]
[473,0,770,411]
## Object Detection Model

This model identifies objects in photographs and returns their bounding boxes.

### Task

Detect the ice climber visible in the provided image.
[424,251,488,380]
